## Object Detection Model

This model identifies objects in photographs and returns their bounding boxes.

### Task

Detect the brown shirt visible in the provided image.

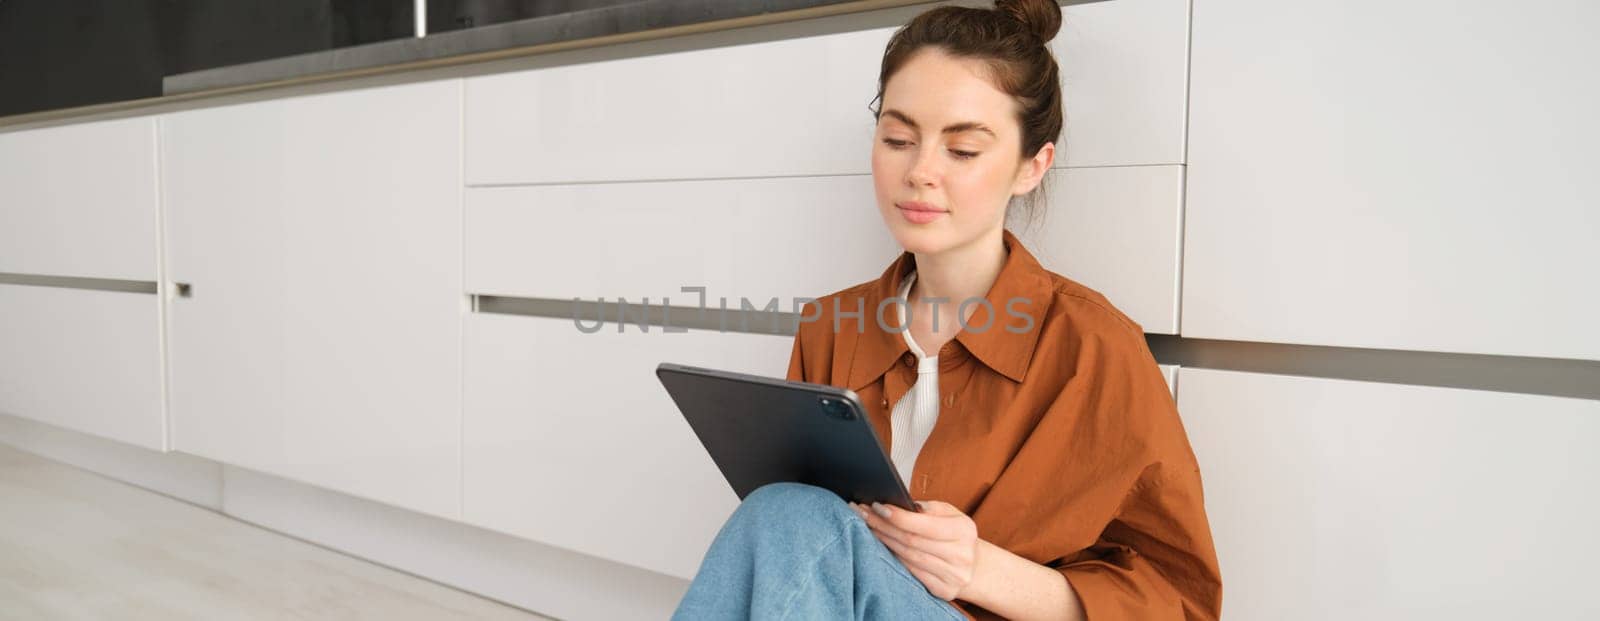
[786,228,1223,620]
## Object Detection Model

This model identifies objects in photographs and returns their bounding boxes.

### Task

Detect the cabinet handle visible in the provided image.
[0,271,157,294]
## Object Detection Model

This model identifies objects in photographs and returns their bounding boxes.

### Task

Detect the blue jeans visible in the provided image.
[672,482,969,620]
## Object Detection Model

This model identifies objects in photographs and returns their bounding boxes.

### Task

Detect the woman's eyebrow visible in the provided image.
[881,109,996,138]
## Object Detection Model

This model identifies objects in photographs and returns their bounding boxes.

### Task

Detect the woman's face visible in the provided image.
[872,47,1053,256]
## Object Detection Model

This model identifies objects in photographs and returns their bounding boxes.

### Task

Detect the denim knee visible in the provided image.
[733,482,855,533]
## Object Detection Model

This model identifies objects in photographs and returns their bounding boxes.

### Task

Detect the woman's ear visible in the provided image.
[1011,141,1055,196]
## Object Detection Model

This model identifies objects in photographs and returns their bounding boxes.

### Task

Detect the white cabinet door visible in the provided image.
[1178,368,1600,619]
[1056,0,1191,167]
[1017,165,1184,333]
[0,284,165,450]
[0,117,160,280]
[1183,0,1600,360]
[462,314,792,579]
[465,177,901,305]
[162,80,464,519]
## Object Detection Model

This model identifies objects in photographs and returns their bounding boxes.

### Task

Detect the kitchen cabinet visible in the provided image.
[0,284,165,450]
[1055,0,1192,167]
[465,177,900,307]
[0,117,160,281]
[462,314,792,579]
[1183,0,1600,360]
[464,27,890,185]
[1019,164,1184,333]
[161,80,465,519]
[1178,367,1600,619]
[465,0,1194,186]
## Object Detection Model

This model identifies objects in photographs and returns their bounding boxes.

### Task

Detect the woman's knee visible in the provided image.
[734,482,853,528]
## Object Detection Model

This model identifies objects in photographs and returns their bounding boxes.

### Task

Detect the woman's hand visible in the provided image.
[849,499,981,601]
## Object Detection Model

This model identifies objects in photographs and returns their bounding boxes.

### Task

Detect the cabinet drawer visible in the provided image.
[468,165,1181,337]
[1056,0,1191,167]
[1018,164,1183,334]
[0,284,164,450]
[465,176,901,306]
[462,314,793,579]
[464,0,1192,185]
[1184,0,1600,360]
[464,27,890,185]
[0,117,159,280]
[1178,368,1600,619]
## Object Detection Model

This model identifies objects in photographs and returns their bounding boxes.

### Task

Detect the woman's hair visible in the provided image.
[869,0,1065,232]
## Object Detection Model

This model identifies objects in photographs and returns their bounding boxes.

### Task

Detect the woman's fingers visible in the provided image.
[868,501,968,541]
[868,513,920,551]
[875,524,963,577]
[853,502,918,546]
[914,500,961,517]
[854,503,966,576]
[850,500,980,603]
[880,536,961,600]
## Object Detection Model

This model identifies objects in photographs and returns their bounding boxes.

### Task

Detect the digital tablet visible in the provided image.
[655,362,919,512]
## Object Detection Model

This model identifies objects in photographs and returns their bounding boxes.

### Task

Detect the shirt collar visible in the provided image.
[845,228,1056,390]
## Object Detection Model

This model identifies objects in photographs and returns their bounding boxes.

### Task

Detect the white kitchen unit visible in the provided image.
[1158,364,1176,395]
[160,80,465,520]
[466,0,1192,186]
[1183,0,1600,360]
[0,285,165,450]
[1055,0,1191,167]
[0,115,167,450]
[1018,165,1184,333]
[0,116,161,281]
[1178,368,1600,620]
[465,176,901,306]
[461,314,793,579]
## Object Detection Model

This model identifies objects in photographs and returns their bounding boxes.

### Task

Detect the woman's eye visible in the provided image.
[881,138,979,160]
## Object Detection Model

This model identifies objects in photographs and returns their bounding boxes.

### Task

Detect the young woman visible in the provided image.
[673,1,1222,619]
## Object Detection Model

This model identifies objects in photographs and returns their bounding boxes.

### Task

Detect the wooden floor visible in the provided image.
[0,443,553,620]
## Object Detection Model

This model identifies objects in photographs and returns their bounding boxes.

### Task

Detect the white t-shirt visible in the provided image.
[890,270,941,486]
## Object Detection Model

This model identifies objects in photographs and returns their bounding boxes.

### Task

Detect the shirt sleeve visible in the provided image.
[1052,333,1223,620]
[1055,466,1223,620]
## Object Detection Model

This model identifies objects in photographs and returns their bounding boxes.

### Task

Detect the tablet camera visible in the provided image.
[818,397,855,420]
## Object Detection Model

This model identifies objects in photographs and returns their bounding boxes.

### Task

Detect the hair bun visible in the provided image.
[995,0,1063,44]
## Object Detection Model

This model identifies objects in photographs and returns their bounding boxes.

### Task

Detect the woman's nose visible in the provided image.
[906,150,940,187]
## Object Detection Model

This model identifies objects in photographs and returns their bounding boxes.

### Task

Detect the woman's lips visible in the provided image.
[897,202,947,224]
